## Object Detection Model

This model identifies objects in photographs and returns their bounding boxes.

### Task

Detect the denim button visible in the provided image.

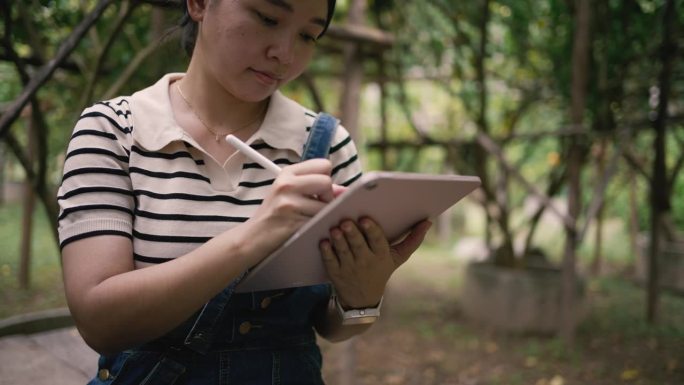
[260,297,271,309]
[239,321,252,335]
[98,369,111,381]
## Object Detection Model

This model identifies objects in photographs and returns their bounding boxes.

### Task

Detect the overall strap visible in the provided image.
[182,272,245,354]
[302,112,339,161]
[181,112,338,354]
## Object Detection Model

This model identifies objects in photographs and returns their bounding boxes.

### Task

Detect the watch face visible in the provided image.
[334,296,382,325]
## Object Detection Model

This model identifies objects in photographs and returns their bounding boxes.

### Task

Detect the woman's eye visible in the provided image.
[256,11,278,26]
[300,33,317,44]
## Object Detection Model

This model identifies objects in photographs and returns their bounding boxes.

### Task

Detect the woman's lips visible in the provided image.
[252,69,281,86]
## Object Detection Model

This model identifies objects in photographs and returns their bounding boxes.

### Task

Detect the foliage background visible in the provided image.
[0,0,683,383]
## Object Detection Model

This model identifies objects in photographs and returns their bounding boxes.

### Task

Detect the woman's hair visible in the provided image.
[180,0,337,57]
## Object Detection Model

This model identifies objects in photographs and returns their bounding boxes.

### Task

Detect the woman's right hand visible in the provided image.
[243,158,337,259]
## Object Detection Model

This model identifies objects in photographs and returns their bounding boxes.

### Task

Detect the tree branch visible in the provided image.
[299,72,326,112]
[0,0,117,140]
[1,0,59,243]
[80,1,136,110]
[474,130,576,231]
[622,148,651,182]
[669,130,684,187]
[102,34,173,99]
[577,127,632,243]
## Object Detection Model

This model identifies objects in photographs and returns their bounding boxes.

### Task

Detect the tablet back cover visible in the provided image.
[235,171,481,292]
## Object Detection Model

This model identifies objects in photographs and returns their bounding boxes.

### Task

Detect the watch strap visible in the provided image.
[333,295,383,325]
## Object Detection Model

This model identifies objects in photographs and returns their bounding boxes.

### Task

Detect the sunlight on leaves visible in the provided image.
[620,368,640,381]
[525,356,539,368]
[534,375,564,385]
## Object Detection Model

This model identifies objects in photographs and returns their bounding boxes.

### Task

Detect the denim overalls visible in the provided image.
[88,280,332,385]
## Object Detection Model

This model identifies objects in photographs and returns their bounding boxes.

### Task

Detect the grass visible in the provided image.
[579,277,684,339]
[0,202,65,319]
[320,240,684,384]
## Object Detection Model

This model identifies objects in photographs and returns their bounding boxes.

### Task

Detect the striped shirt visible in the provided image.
[57,73,363,268]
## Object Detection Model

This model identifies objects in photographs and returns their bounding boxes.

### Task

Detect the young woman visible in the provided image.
[57,0,431,383]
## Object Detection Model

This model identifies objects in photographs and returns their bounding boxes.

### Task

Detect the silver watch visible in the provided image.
[333,295,383,325]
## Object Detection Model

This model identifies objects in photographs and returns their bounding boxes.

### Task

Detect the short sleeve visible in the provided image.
[328,124,363,187]
[57,99,135,249]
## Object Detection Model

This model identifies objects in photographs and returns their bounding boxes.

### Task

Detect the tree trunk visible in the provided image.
[560,0,591,345]
[591,137,607,276]
[647,0,677,324]
[628,169,641,264]
[473,0,494,256]
[378,56,388,171]
[0,143,5,204]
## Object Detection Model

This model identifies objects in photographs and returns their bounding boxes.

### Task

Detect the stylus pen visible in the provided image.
[225,135,282,175]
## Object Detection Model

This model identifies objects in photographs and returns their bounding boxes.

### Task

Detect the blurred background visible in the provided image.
[0,0,682,384]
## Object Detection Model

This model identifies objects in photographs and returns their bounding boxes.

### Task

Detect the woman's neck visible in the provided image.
[180,60,268,140]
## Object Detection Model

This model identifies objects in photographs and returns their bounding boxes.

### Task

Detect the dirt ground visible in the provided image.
[318,253,684,385]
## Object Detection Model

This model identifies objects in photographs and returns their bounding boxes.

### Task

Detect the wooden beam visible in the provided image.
[325,24,394,48]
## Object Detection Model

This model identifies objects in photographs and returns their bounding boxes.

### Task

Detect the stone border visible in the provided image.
[0,308,74,337]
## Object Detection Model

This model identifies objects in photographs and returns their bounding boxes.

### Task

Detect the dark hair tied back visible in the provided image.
[179,0,336,57]
[179,3,198,57]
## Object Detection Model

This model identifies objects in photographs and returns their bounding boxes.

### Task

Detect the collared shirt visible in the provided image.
[57,73,363,267]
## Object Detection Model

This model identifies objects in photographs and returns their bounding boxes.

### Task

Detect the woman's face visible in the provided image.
[195,0,328,102]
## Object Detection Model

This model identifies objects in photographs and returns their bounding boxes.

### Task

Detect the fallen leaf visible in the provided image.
[467,338,480,350]
[549,375,564,385]
[384,373,404,385]
[666,358,678,373]
[621,368,639,381]
[427,349,445,362]
[485,341,499,354]
[525,356,539,368]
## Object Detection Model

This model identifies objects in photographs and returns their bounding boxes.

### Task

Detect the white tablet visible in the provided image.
[235,171,481,292]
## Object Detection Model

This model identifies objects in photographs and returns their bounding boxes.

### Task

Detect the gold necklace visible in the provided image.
[176,83,266,142]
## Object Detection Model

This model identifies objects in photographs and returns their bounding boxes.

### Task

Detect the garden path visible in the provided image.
[0,327,97,385]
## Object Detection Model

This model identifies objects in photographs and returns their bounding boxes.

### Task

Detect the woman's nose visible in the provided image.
[267,33,296,65]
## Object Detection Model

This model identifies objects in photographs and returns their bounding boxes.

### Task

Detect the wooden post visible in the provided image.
[338,1,367,384]
[378,56,388,171]
[338,0,366,141]
[560,0,591,345]
[647,0,677,324]
[19,106,36,290]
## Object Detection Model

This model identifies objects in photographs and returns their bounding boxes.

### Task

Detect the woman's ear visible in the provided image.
[186,0,210,22]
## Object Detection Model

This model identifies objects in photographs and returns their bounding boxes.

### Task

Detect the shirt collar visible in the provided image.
[129,73,312,156]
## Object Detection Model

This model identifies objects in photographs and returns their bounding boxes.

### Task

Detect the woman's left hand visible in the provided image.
[320,218,432,309]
